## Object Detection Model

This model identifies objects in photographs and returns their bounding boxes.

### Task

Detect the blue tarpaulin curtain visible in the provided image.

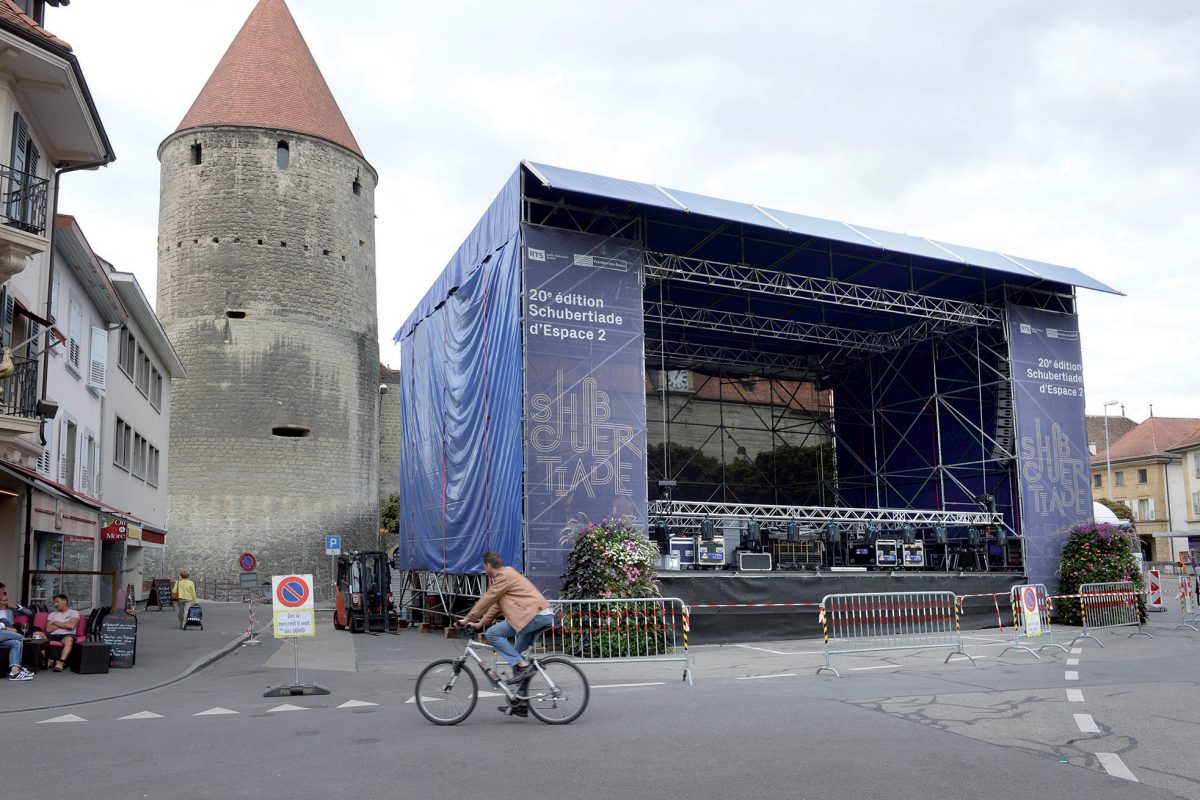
[397,227,524,575]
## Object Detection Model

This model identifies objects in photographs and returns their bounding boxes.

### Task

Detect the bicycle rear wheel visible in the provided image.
[524,657,589,724]
[414,659,477,725]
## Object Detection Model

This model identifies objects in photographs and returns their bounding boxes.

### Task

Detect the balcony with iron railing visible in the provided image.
[0,163,50,283]
[0,354,42,439]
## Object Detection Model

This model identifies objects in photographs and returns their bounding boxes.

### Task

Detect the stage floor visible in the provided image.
[658,570,1025,644]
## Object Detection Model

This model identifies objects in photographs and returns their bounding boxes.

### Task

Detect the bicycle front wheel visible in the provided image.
[525,657,589,725]
[414,659,478,725]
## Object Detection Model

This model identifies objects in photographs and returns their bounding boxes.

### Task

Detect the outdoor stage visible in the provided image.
[659,570,1025,644]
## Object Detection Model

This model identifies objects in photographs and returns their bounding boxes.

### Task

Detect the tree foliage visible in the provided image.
[1055,521,1144,625]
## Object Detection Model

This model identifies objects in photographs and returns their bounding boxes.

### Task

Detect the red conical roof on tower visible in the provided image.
[176,0,363,157]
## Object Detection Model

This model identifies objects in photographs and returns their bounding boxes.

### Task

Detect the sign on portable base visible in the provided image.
[264,574,329,697]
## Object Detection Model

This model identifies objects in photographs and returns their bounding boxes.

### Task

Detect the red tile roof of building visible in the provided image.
[1166,427,1200,453]
[0,0,72,50]
[175,0,363,157]
[1091,416,1200,463]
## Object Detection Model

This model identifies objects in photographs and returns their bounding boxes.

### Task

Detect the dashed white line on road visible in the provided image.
[1074,713,1100,733]
[1066,689,1084,702]
[1096,753,1138,782]
[851,664,902,671]
[735,673,797,681]
[592,682,666,689]
[1070,647,1082,654]
[1067,658,1079,665]
[1065,671,1079,681]
[730,644,822,656]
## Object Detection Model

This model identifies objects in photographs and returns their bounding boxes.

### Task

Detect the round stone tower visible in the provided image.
[156,0,379,580]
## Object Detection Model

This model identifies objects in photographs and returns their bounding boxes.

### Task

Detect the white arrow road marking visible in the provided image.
[337,700,378,708]
[38,714,86,723]
[1065,671,1079,680]
[736,674,796,681]
[195,707,239,716]
[1074,713,1100,733]
[118,711,164,720]
[1096,753,1138,782]
[1066,689,1084,702]
[266,704,308,713]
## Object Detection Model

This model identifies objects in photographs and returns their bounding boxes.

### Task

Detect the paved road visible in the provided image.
[3,618,1197,799]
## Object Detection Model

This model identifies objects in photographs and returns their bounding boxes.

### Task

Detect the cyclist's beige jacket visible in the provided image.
[465,567,550,632]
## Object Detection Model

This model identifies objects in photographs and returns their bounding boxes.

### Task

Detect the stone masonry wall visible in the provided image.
[157,127,379,585]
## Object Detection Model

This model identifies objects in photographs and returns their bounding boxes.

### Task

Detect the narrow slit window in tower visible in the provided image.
[272,425,311,438]
[276,140,289,170]
[226,310,247,319]
[191,143,202,164]
[352,177,361,195]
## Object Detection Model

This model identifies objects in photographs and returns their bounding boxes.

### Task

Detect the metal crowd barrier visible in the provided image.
[816,591,975,677]
[998,584,1068,658]
[1174,575,1199,632]
[1070,581,1152,647]
[543,597,693,685]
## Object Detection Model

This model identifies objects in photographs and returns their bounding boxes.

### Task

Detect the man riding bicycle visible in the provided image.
[459,552,554,716]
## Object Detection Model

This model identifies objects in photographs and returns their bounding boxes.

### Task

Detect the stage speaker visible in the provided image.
[992,375,1014,460]
[968,527,981,547]
[738,552,772,572]
[701,518,715,541]
[902,525,916,544]
[787,521,800,542]
[996,527,1008,546]
[825,523,839,545]
[746,519,760,544]
[934,526,948,545]
[651,518,669,550]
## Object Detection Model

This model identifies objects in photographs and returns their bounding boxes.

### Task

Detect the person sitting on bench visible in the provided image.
[45,593,80,672]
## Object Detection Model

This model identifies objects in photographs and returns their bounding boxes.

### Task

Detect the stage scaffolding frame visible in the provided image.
[507,189,1082,578]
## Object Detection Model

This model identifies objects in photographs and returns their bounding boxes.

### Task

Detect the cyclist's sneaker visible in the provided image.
[499,704,528,717]
[505,664,536,684]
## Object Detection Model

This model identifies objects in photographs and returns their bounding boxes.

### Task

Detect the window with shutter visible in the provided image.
[88,327,107,390]
[66,297,82,372]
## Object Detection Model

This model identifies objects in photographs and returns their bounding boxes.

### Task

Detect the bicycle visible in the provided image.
[414,622,590,725]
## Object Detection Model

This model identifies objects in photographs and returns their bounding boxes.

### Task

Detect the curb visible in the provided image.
[0,626,267,716]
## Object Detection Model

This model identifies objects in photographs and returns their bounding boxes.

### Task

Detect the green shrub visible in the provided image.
[1055,521,1144,625]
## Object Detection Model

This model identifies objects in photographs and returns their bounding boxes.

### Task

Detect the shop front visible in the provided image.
[30,488,100,607]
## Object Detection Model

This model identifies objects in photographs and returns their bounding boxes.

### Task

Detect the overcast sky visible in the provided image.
[47,1,1198,421]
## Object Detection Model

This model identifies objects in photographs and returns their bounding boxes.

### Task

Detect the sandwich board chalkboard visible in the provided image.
[100,612,138,669]
[147,579,173,611]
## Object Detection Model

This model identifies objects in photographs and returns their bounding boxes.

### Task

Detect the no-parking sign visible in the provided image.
[1018,585,1041,636]
[271,574,315,637]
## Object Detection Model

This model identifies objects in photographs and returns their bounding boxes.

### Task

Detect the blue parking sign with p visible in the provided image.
[325,534,341,555]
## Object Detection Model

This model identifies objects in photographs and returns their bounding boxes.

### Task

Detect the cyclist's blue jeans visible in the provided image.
[485,615,552,668]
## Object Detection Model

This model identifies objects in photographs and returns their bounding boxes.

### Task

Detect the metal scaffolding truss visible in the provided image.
[647,500,1003,528]
[644,250,1001,326]
[397,570,487,624]
[645,337,831,378]
[646,301,972,358]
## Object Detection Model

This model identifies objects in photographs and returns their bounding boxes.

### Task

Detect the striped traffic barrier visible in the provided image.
[1069,582,1152,648]
[816,591,976,677]
[998,584,1067,658]
[1174,575,1199,632]
[546,597,693,685]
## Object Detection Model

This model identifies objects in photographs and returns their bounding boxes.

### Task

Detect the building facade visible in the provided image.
[1090,416,1200,560]
[0,1,113,602]
[157,0,380,581]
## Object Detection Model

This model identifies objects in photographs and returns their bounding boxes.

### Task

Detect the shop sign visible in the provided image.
[100,514,128,541]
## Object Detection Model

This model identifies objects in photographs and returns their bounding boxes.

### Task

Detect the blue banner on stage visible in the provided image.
[520,224,648,594]
[1007,304,1092,588]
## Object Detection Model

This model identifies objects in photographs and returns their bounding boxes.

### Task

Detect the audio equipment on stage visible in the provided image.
[738,552,772,571]
[848,544,874,567]
[902,541,925,567]
[875,539,899,568]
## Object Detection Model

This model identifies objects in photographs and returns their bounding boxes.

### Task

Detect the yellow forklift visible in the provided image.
[333,551,398,633]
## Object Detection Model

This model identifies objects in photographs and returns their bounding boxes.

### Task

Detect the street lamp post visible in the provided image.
[1102,400,1119,497]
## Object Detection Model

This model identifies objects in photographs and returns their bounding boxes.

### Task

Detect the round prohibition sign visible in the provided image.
[239,553,257,572]
[275,576,311,608]
[1022,586,1038,613]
